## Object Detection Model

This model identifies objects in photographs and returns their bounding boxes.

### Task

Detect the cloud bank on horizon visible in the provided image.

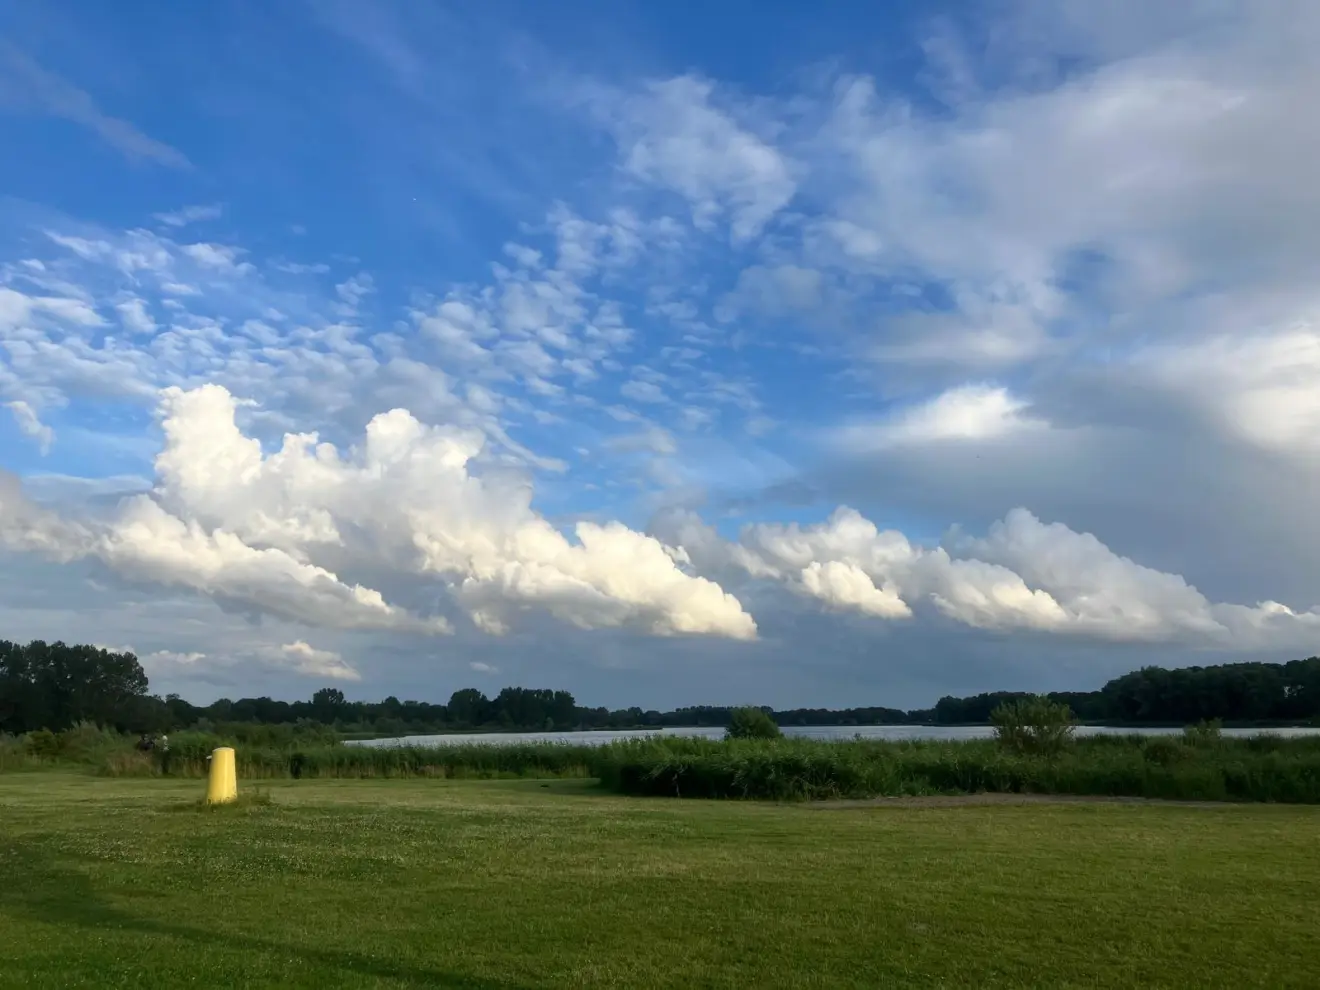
[1,0,1318,707]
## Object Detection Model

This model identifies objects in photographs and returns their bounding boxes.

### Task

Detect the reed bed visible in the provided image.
[593,734,1320,803]
[8,723,1320,801]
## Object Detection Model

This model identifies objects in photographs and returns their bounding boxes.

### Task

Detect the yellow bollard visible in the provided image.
[205,746,238,805]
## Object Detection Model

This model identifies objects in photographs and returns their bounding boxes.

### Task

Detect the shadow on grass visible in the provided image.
[0,838,536,990]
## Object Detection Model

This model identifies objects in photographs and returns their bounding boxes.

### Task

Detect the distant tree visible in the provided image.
[936,691,1035,724]
[726,706,782,741]
[1282,657,1320,719]
[0,640,36,731]
[311,687,347,724]
[447,688,489,726]
[0,640,148,733]
[163,693,200,727]
[548,690,578,729]
[7,634,1320,739]
[123,694,173,733]
[493,686,571,728]
[231,698,261,723]
[1099,662,1307,724]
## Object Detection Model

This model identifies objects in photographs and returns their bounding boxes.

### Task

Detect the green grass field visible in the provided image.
[1,774,1318,989]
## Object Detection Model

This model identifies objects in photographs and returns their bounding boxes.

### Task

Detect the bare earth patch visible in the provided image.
[810,793,1239,810]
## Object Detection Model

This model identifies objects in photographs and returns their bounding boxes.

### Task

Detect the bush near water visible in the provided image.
[724,706,783,740]
[990,695,1077,755]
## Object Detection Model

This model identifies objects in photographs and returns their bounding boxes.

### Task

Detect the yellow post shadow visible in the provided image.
[206,746,238,805]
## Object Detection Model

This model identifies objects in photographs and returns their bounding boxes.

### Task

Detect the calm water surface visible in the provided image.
[350,724,1320,748]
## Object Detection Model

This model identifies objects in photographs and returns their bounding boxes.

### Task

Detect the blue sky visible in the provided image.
[2,0,1319,708]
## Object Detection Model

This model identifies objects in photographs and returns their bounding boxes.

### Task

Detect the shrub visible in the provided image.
[25,729,60,758]
[95,738,605,780]
[725,707,782,741]
[1183,719,1223,747]
[989,696,1076,756]
[1142,736,1193,767]
[0,734,38,771]
[13,723,137,767]
[210,720,341,748]
[102,751,156,776]
[168,731,227,762]
[57,722,124,762]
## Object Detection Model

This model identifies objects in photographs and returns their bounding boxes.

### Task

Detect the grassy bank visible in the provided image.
[2,773,1318,988]
[173,733,1320,804]
[8,726,1320,803]
[3,725,605,779]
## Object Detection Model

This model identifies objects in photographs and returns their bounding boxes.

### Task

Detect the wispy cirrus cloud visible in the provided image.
[0,43,189,168]
[152,204,223,228]
[5,399,54,454]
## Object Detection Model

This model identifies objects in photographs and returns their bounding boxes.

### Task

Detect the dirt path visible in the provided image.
[810,793,1242,810]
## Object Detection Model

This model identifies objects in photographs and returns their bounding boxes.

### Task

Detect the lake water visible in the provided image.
[349,723,1320,748]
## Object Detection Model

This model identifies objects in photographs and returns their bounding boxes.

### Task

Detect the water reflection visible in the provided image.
[349,723,1320,748]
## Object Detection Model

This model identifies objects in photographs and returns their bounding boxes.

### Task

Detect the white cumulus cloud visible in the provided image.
[1136,326,1320,456]
[266,641,360,681]
[833,385,1045,452]
[696,505,1320,649]
[0,384,756,642]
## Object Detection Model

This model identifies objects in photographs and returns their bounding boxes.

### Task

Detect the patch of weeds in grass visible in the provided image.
[166,788,275,814]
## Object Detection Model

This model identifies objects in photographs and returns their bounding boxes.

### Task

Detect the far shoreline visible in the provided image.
[340,718,1319,742]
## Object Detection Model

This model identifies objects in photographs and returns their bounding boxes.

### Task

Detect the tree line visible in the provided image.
[931,658,1320,725]
[3,638,1320,735]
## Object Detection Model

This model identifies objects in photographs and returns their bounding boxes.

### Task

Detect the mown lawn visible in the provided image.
[1,773,1317,988]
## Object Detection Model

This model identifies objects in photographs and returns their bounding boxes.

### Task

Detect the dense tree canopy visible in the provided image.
[932,660,1320,725]
[0,640,153,733]
[2,638,1318,734]
[1098,660,1320,724]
